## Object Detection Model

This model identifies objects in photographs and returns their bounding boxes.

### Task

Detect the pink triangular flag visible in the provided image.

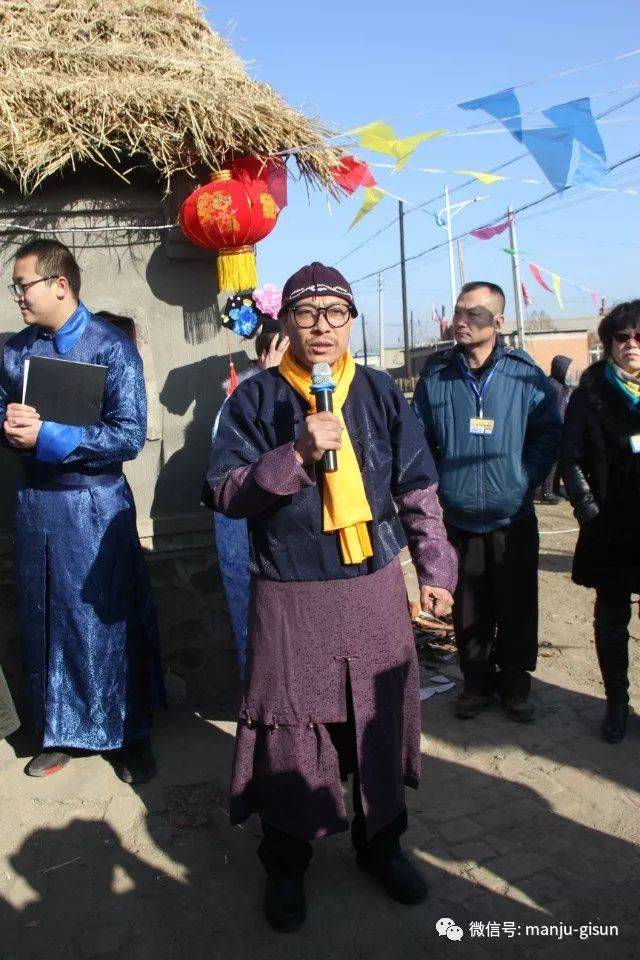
[471,218,511,240]
[528,263,554,294]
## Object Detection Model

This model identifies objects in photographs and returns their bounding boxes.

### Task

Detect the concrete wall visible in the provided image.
[0,173,254,712]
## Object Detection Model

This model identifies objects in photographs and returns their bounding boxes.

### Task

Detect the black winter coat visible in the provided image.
[560,360,640,590]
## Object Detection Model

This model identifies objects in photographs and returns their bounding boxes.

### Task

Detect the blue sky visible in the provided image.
[204,1,640,349]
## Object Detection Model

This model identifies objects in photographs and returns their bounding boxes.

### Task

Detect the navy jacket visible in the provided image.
[207,365,439,582]
[412,344,562,533]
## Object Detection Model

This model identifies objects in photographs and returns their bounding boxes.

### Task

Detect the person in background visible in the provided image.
[561,301,640,743]
[0,238,164,782]
[539,355,573,504]
[412,281,562,724]
[212,325,289,676]
[207,262,456,932]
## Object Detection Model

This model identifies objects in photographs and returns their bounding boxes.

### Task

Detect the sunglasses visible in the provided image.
[613,330,640,345]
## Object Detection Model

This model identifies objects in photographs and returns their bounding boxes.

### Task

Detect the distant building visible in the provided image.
[502,316,599,374]
[359,314,601,384]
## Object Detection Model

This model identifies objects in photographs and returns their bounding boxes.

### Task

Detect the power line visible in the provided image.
[280,46,640,156]
[348,150,640,286]
[402,46,640,122]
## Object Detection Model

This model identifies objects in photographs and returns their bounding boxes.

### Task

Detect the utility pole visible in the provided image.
[361,312,368,366]
[457,239,466,288]
[378,273,385,371]
[398,201,411,379]
[507,205,526,350]
[444,185,457,317]
[410,309,415,351]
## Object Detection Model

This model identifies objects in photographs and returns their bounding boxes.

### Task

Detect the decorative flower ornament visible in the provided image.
[221,294,261,338]
[253,283,282,320]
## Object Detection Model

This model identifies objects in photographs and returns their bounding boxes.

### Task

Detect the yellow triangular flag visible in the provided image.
[349,186,385,230]
[454,169,505,185]
[392,130,446,170]
[346,121,446,170]
[552,273,564,310]
[346,121,397,155]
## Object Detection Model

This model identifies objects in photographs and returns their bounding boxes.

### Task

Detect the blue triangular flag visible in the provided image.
[520,128,574,191]
[543,98,605,160]
[458,87,523,142]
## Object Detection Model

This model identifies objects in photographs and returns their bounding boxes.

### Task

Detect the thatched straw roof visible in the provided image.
[0,0,340,194]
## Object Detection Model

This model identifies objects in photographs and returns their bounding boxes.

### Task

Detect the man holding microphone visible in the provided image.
[207,262,457,932]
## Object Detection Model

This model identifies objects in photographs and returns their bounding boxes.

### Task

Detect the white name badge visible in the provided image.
[630,434,640,453]
[470,417,495,436]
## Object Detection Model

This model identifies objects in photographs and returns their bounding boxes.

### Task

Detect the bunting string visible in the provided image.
[367,162,640,198]
[525,260,598,308]
[272,84,640,178]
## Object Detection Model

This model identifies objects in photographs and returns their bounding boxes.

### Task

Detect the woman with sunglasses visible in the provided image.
[561,301,640,742]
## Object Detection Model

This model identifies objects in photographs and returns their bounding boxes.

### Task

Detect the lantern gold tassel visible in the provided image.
[216,245,258,292]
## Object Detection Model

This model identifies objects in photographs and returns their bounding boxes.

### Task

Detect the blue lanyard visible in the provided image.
[456,354,501,418]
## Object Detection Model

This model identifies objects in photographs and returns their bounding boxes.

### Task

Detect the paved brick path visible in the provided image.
[1,502,639,959]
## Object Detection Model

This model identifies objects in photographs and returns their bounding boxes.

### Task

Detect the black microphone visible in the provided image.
[310,362,337,473]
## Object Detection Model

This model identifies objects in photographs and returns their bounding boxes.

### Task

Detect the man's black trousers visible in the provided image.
[446,515,539,699]
[594,587,632,706]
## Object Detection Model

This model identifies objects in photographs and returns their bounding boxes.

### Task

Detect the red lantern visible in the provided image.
[179,164,281,292]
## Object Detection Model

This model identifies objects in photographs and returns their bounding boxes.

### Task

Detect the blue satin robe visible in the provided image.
[211,402,250,677]
[0,303,164,750]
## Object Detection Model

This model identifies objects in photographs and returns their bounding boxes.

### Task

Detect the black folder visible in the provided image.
[22,356,108,427]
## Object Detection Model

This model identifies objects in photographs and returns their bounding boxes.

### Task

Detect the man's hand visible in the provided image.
[5,403,40,427]
[3,403,42,450]
[258,334,289,371]
[293,412,343,466]
[420,585,454,619]
[4,419,42,450]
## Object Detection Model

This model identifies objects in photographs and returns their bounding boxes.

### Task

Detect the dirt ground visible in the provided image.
[1,500,639,960]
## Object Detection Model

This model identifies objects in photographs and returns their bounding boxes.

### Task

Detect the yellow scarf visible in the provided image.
[278,349,374,565]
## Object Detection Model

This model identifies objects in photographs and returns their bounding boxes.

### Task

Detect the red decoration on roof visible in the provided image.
[330,155,377,194]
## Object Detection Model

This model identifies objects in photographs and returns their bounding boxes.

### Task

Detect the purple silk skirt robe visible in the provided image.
[229,557,421,841]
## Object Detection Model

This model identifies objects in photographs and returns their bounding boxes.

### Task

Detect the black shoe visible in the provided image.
[502,695,535,723]
[540,493,560,505]
[357,849,428,905]
[26,750,71,777]
[455,691,492,719]
[602,704,628,743]
[264,870,306,932]
[108,737,156,784]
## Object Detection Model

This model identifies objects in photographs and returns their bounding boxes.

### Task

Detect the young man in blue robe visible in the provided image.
[0,238,164,782]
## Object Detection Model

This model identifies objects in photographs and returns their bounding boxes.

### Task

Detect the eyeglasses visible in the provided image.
[613,330,640,345]
[290,303,351,329]
[7,276,58,299]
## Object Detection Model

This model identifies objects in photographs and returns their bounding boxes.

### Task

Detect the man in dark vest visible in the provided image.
[207,262,457,932]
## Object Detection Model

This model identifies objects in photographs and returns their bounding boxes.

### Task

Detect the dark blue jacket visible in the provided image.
[411,344,562,533]
[208,365,439,582]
